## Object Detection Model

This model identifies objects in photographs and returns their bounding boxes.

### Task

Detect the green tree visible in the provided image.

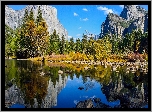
[36,6,43,27]
[29,8,34,21]
[68,37,75,52]
[59,35,65,54]
[64,40,70,54]
[49,29,60,54]
[22,9,29,27]
[75,38,82,53]
[81,34,88,54]
[5,24,18,57]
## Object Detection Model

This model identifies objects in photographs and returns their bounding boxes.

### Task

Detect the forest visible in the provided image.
[5,6,148,62]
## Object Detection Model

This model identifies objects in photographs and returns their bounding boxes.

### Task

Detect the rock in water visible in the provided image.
[76,101,85,108]
[58,70,63,74]
[85,99,93,108]
[76,99,93,108]
[94,98,101,103]
[78,87,84,90]
[7,82,13,87]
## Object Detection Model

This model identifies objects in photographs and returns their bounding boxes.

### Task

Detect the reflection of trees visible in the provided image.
[18,68,48,107]
[5,59,20,90]
[5,60,148,108]
[5,60,69,108]
[49,67,60,86]
[84,80,95,91]
[101,72,148,107]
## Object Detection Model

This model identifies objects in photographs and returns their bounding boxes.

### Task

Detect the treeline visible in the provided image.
[5,6,148,61]
[5,6,50,58]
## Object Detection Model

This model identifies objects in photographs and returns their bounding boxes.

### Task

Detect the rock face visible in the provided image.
[120,5,147,21]
[100,5,148,37]
[101,13,127,37]
[5,5,68,39]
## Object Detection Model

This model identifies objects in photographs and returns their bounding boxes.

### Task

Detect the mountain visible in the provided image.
[100,5,148,38]
[5,5,68,39]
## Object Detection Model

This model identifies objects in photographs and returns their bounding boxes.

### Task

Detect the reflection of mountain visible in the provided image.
[42,75,68,108]
[5,85,25,108]
[101,74,148,107]
[5,75,68,108]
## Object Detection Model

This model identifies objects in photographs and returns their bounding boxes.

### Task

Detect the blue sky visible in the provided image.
[8,5,148,41]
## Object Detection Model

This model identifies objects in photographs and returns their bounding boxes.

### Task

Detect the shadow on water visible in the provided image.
[5,59,148,108]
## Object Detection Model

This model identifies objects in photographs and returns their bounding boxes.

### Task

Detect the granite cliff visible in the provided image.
[5,5,68,39]
[100,5,148,37]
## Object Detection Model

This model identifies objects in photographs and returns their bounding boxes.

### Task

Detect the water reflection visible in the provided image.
[5,59,148,108]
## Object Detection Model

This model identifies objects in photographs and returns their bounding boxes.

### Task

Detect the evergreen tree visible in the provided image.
[81,34,88,54]
[29,8,34,21]
[50,29,60,54]
[36,6,43,27]
[22,9,29,27]
[75,38,81,53]
[59,35,65,54]
[69,37,74,52]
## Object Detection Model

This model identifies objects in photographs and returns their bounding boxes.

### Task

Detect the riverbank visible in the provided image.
[29,56,148,75]
[28,53,147,64]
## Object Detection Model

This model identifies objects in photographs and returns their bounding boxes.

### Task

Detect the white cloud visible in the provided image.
[68,36,72,39]
[119,5,124,9]
[83,8,88,11]
[97,6,114,15]
[74,12,78,16]
[82,18,88,21]
[78,27,82,29]
[73,38,77,42]
[76,34,81,37]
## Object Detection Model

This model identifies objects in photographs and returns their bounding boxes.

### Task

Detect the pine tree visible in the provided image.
[49,29,60,54]
[81,34,88,53]
[59,35,65,54]
[36,6,43,27]
[29,8,34,21]
[75,38,81,53]
[22,9,29,27]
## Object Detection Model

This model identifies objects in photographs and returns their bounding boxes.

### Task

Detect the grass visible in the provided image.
[28,52,147,63]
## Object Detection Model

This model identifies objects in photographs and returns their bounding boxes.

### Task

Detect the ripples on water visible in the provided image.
[5,59,148,108]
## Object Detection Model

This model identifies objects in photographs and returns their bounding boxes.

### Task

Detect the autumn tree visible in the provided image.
[36,20,50,56]
[94,36,112,61]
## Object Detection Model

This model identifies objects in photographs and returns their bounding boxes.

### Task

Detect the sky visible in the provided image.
[8,5,148,41]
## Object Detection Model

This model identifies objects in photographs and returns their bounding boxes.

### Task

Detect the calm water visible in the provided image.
[5,59,148,108]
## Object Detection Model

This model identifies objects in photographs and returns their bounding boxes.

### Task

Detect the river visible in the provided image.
[5,59,148,108]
